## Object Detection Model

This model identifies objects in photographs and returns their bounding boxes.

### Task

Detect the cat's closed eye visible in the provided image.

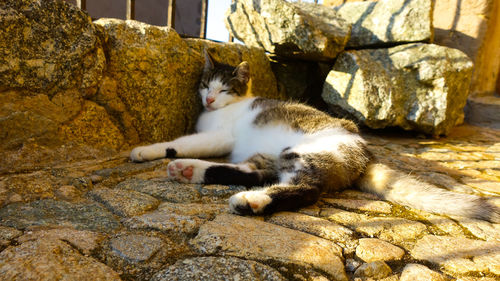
[200,81,208,88]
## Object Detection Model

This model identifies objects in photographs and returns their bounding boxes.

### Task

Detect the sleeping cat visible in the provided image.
[130,52,500,222]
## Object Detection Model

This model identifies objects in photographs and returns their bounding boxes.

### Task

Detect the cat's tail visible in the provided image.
[356,163,500,223]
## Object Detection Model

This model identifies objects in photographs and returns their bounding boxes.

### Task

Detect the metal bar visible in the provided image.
[168,0,176,28]
[76,0,86,10]
[228,0,235,42]
[126,0,135,20]
[200,0,208,38]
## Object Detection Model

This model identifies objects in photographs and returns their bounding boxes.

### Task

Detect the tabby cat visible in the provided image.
[130,52,499,222]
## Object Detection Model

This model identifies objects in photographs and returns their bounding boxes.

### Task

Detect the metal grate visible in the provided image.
[74,0,321,40]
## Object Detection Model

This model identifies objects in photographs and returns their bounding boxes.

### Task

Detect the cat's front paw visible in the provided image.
[130,146,149,162]
[130,145,176,162]
[167,159,209,184]
[229,190,272,215]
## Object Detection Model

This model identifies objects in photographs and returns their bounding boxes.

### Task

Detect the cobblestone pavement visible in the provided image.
[0,124,499,281]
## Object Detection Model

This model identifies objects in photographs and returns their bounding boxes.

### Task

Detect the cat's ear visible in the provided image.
[233,61,250,84]
[203,50,215,71]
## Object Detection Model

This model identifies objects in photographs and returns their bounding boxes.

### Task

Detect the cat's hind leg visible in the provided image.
[229,149,323,215]
[167,153,279,186]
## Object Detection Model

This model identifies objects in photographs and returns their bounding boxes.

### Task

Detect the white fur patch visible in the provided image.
[130,143,170,162]
[293,128,365,160]
[229,190,272,214]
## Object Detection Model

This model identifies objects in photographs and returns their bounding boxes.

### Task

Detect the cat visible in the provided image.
[130,51,500,223]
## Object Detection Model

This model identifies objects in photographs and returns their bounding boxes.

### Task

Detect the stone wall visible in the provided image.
[324,0,500,97]
[0,0,282,173]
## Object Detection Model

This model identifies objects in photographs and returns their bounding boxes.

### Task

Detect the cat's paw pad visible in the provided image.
[167,159,207,183]
[229,190,272,215]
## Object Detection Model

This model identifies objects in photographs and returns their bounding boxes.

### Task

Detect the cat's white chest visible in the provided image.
[195,98,255,133]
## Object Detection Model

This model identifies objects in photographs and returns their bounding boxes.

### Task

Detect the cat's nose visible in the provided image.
[206,96,215,105]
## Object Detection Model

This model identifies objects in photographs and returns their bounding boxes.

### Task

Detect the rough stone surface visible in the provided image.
[93,18,201,144]
[0,199,121,232]
[333,0,432,48]
[321,207,428,247]
[109,234,164,263]
[0,238,121,281]
[191,214,348,281]
[88,188,160,217]
[101,232,191,281]
[225,0,350,61]
[266,211,358,252]
[353,261,392,279]
[411,235,500,275]
[0,226,22,249]
[116,178,246,203]
[152,256,287,281]
[0,0,105,95]
[322,198,392,214]
[356,238,405,262]
[322,43,474,136]
[0,123,499,279]
[16,227,104,255]
[124,202,226,235]
[400,263,447,281]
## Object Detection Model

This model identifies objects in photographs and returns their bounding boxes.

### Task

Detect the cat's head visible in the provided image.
[199,51,250,111]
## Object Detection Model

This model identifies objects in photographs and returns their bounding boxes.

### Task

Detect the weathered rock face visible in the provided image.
[322,43,474,136]
[191,214,348,281]
[332,0,433,48]
[0,0,104,96]
[0,4,284,174]
[411,235,500,275]
[94,18,202,144]
[152,256,287,281]
[0,238,121,281]
[225,0,351,61]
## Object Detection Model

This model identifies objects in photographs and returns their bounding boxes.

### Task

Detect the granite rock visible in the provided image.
[93,18,201,144]
[0,238,120,281]
[355,238,405,263]
[88,188,160,217]
[333,0,432,48]
[124,202,226,235]
[0,0,105,95]
[152,256,287,281]
[353,261,392,279]
[411,235,500,275]
[400,263,447,281]
[225,0,350,61]
[191,214,348,281]
[267,211,358,252]
[16,227,104,255]
[0,199,121,232]
[322,43,473,136]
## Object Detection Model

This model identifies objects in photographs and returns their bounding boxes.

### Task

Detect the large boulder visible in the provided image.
[0,0,121,173]
[225,0,351,61]
[331,0,433,48]
[93,19,202,144]
[0,0,105,96]
[322,43,474,136]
